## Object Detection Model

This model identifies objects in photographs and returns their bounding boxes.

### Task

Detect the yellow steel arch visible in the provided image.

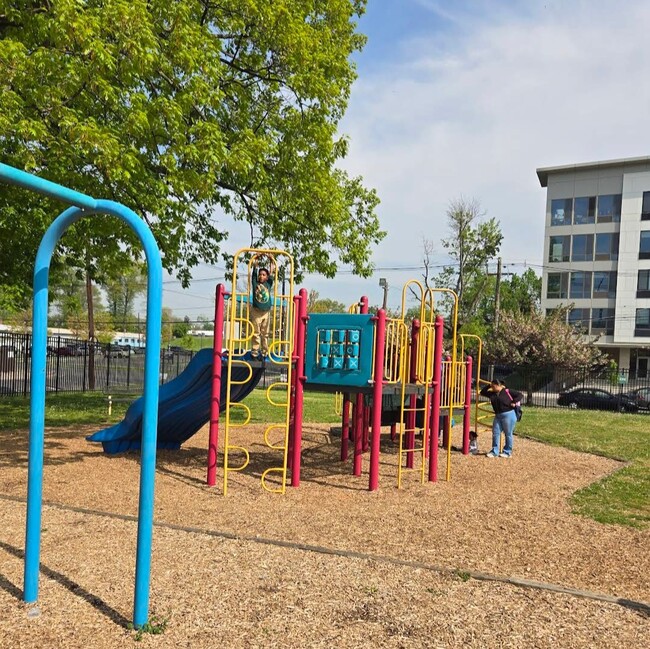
[222,248,295,495]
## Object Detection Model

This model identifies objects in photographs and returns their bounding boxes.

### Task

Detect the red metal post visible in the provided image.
[207,284,226,486]
[406,319,420,469]
[353,296,369,477]
[441,355,451,449]
[362,404,370,453]
[428,315,444,482]
[462,355,473,455]
[353,396,364,476]
[290,289,307,487]
[369,309,386,491]
[340,393,350,461]
[288,295,301,471]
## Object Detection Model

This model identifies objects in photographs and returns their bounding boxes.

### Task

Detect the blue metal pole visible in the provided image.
[0,162,98,211]
[95,200,162,628]
[25,206,86,601]
[10,158,162,629]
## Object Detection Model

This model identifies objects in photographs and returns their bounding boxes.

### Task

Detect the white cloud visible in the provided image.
[164,1,650,314]
[340,0,650,293]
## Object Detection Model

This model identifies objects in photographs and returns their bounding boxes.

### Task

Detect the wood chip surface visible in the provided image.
[1,421,648,648]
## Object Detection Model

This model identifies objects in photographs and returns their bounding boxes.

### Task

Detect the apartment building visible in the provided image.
[537,155,650,378]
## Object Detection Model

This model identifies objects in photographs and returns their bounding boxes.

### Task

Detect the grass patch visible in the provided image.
[0,388,341,431]
[519,407,649,528]
[0,392,131,430]
[128,614,169,641]
[229,388,341,425]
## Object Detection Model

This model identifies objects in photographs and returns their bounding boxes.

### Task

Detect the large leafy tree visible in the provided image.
[103,263,146,332]
[499,268,542,316]
[0,0,382,311]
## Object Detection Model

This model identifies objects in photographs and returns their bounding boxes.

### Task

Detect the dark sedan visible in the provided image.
[621,387,650,410]
[557,388,639,413]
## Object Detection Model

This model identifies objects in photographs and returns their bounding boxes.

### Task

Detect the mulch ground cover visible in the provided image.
[1,421,648,648]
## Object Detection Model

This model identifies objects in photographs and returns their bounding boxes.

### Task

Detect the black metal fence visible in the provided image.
[0,331,196,395]
[480,364,650,409]
[0,331,286,396]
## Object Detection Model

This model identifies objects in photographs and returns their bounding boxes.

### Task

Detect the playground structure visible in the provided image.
[87,244,486,494]
[201,269,481,493]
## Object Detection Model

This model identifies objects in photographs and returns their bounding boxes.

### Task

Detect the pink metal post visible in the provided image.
[462,355,473,454]
[353,296,369,476]
[428,315,444,482]
[288,295,301,471]
[406,319,420,469]
[340,393,350,461]
[207,284,227,486]
[362,404,370,453]
[441,355,451,449]
[290,289,308,487]
[369,309,387,491]
[353,396,364,476]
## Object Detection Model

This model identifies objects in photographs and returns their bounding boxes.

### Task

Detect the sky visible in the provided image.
[153,0,650,320]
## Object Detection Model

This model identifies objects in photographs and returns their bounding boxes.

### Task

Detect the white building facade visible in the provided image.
[537,156,650,378]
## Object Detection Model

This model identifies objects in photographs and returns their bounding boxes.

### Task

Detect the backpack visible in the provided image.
[505,389,523,422]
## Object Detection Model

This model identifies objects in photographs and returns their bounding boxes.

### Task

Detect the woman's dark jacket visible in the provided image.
[479,385,523,414]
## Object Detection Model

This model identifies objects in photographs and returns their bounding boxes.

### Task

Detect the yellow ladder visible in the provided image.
[222,248,295,495]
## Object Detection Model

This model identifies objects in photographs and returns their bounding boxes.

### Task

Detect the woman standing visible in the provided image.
[479,379,523,458]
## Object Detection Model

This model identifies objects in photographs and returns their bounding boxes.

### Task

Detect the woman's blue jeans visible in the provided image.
[491,410,517,456]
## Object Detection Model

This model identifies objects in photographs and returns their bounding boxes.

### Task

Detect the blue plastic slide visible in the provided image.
[87,349,264,453]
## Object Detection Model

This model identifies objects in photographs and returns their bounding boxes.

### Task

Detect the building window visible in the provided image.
[640,231,650,259]
[551,198,572,225]
[547,272,568,299]
[594,232,619,261]
[597,194,622,223]
[549,235,570,262]
[593,271,617,298]
[638,270,650,297]
[570,271,592,299]
[591,308,615,335]
[573,196,596,224]
[635,308,650,337]
[571,234,594,261]
[642,191,650,221]
[568,308,590,333]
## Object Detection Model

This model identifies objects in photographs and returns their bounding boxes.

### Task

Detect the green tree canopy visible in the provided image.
[499,268,542,316]
[103,263,146,332]
[307,289,347,313]
[0,0,382,308]
[431,197,502,326]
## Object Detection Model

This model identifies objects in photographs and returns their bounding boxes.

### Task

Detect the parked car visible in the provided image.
[104,345,134,358]
[55,344,84,357]
[621,387,650,411]
[557,388,639,413]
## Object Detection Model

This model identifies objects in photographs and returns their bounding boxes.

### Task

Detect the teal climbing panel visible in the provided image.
[304,313,375,388]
